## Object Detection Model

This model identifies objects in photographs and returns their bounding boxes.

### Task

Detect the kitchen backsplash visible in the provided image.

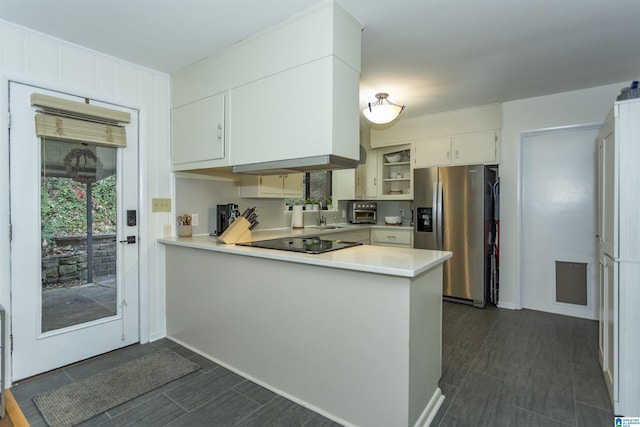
[175,175,413,236]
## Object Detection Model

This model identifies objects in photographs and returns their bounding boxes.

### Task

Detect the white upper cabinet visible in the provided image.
[172,92,226,169]
[370,104,501,169]
[364,149,379,198]
[171,2,362,172]
[332,167,360,201]
[452,131,498,164]
[333,150,380,201]
[238,174,303,198]
[413,137,451,168]
[413,131,499,168]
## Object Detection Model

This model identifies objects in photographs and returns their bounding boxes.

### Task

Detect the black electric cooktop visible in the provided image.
[236,236,362,254]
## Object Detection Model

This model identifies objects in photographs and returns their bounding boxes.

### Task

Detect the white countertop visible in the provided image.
[159,232,451,278]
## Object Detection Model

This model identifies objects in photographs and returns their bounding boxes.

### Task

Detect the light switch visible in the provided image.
[152,198,171,212]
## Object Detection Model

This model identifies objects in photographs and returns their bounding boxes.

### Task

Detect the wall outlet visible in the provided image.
[400,209,404,217]
[191,214,199,226]
[152,198,171,212]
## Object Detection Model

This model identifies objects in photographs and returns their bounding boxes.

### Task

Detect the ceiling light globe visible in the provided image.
[363,104,403,124]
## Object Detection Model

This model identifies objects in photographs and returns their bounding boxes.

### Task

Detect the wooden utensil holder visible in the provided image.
[217,217,252,244]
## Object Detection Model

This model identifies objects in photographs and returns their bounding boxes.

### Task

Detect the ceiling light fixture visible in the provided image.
[362,92,405,124]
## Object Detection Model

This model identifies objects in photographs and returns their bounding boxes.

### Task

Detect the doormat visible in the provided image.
[33,350,200,427]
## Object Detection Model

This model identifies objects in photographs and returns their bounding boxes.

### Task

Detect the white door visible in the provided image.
[521,126,599,319]
[9,82,139,380]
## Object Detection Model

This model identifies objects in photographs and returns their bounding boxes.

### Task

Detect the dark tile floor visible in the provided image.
[12,340,340,427]
[432,302,614,427]
[12,302,613,426]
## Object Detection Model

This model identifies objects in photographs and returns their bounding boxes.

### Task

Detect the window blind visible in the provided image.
[34,113,127,148]
[31,93,130,148]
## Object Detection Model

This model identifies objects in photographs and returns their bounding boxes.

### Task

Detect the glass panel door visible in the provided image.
[10,82,140,381]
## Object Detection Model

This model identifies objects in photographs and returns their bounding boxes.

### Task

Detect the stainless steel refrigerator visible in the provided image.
[414,165,498,307]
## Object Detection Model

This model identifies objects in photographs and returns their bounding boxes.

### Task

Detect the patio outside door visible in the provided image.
[9,82,140,381]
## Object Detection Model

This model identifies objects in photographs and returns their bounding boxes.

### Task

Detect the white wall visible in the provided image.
[499,82,624,309]
[0,20,172,383]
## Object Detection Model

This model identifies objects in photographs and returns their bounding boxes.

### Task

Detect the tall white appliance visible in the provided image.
[598,98,640,416]
[414,165,498,307]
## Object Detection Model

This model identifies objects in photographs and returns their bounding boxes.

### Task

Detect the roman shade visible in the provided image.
[32,93,130,148]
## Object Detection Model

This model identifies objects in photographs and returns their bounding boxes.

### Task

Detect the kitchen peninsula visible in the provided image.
[160,233,451,427]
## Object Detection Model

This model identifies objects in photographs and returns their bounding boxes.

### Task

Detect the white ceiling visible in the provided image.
[1,0,640,119]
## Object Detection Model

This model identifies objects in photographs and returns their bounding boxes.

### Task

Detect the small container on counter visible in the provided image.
[291,205,304,229]
[178,225,192,237]
[177,213,193,237]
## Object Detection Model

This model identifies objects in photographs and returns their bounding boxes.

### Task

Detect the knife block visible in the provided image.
[217,217,252,244]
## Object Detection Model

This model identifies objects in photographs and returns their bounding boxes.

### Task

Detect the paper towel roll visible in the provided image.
[291,205,304,229]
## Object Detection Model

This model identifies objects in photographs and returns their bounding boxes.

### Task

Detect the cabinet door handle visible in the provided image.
[455,150,459,159]
[374,177,377,186]
[447,150,451,159]
[387,235,396,239]
[217,124,222,142]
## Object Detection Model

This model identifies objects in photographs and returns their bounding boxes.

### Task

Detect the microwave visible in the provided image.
[348,202,377,224]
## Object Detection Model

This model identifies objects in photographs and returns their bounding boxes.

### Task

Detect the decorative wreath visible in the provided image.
[63,148,104,184]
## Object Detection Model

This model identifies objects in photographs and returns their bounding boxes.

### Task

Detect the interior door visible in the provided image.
[521,126,599,319]
[9,82,140,380]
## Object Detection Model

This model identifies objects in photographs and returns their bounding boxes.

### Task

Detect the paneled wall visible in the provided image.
[0,19,172,384]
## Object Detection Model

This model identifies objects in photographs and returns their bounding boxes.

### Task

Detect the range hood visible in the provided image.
[232,147,366,175]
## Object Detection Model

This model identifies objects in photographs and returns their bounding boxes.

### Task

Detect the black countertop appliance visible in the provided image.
[237,236,362,254]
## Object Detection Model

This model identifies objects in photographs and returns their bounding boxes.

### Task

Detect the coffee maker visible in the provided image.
[216,203,239,235]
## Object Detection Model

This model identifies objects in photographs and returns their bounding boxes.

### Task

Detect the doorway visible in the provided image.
[521,125,599,319]
[9,82,140,380]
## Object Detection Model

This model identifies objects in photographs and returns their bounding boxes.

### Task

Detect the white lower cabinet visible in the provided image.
[238,173,303,198]
[371,228,412,248]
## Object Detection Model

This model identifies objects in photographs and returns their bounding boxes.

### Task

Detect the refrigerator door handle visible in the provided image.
[436,181,444,250]
[433,181,444,250]
[431,181,439,249]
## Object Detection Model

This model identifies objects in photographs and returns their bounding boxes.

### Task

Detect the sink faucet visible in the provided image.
[317,201,326,227]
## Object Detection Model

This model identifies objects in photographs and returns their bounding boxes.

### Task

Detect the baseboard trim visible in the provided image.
[148,330,167,343]
[414,387,445,427]
[497,301,517,310]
